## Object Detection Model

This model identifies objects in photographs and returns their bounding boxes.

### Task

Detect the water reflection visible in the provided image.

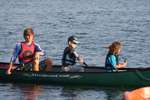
[0,83,127,100]
[16,84,42,100]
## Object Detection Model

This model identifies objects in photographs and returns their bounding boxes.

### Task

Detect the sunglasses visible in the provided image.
[72,42,77,44]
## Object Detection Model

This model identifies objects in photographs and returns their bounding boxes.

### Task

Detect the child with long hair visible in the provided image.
[105,41,127,71]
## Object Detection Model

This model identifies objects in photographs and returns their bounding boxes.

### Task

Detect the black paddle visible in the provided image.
[83,62,88,67]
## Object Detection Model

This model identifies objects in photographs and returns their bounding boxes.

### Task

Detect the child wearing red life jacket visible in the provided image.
[6,28,53,75]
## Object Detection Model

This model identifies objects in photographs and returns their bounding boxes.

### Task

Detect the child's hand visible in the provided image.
[6,69,12,75]
[124,60,128,66]
[78,55,84,64]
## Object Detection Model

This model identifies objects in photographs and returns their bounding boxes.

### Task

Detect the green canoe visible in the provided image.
[0,62,150,87]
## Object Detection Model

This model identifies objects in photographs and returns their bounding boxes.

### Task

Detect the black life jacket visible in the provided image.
[62,47,77,66]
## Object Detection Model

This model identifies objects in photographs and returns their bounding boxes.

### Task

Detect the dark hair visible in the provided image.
[67,36,78,44]
[23,28,34,39]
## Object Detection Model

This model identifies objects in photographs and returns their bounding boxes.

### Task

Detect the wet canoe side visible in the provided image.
[0,68,150,87]
[0,62,150,87]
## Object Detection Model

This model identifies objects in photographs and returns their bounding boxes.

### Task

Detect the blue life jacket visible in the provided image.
[105,53,119,71]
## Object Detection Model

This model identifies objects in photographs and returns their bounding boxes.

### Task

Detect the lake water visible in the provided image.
[0,0,150,100]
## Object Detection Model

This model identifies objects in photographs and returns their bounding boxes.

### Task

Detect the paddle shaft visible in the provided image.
[83,62,88,67]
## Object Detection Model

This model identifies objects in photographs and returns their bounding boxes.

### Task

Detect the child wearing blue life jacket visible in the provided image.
[105,41,127,71]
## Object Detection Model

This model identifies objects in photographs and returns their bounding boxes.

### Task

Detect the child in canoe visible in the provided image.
[6,27,53,75]
[105,41,127,71]
[62,36,85,72]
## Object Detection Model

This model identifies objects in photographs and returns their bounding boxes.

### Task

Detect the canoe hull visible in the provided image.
[0,69,150,87]
[0,62,150,87]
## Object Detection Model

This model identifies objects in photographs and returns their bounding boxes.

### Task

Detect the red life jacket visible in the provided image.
[18,42,35,63]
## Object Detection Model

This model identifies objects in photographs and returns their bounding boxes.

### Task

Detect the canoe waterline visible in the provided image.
[0,62,150,87]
